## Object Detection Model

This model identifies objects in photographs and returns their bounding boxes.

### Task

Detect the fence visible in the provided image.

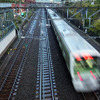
[0,24,15,40]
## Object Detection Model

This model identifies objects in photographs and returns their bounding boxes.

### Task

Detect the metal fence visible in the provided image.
[0,24,15,40]
[0,8,15,41]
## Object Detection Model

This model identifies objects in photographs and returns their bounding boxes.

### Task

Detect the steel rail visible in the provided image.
[0,38,25,91]
[82,92,99,100]
[8,38,31,99]
[9,9,40,99]
[0,9,40,99]
[35,8,58,100]
[0,13,34,91]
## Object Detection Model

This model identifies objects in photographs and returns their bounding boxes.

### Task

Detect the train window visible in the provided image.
[53,13,56,17]
[97,57,100,69]
[74,57,99,75]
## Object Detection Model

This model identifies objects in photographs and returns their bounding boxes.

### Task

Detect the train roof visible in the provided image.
[55,20,99,55]
[65,36,99,56]
[47,9,60,19]
[47,9,100,57]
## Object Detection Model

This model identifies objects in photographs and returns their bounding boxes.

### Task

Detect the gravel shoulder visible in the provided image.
[14,14,40,100]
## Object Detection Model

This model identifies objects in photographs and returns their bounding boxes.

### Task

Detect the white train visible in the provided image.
[47,9,100,92]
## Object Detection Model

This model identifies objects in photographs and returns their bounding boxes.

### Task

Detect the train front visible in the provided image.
[72,53,100,92]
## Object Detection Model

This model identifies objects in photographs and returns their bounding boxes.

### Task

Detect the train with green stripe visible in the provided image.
[47,9,100,92]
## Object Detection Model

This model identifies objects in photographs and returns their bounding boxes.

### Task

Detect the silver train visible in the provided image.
[47,9,100,92]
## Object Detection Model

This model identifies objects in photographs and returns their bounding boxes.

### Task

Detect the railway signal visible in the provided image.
[21,12,24,17]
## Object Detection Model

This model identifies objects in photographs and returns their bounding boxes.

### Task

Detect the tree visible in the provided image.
[96,0,100,3]
[94,19,100,31]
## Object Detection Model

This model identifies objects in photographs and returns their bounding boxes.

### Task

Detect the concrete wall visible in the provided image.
[0,29,17,58]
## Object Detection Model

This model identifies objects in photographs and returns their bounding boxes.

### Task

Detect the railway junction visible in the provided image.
[0,1,100,100]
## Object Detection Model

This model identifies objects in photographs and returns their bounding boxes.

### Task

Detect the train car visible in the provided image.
[47,9,100,92]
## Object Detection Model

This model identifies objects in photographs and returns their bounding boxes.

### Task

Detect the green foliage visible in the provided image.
[14,16,22,30]
[88,19,100,35]
[65,0,100,36]
[0,0,14,3]
[97,0,100,3]
[65,1,73,6]
[17,16,22,24]
[71,0,100,7]
[14,9,34,30]
[94,19,100,31]
[15,22,19,30]
[28,10,33,19]
[23,12,26,17]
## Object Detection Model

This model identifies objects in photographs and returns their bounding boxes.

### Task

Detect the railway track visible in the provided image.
[35,9,58,100]
[0,9,40,100]
[82,91,100,100]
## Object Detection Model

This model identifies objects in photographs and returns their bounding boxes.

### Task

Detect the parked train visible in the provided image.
[47,9,100,92]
